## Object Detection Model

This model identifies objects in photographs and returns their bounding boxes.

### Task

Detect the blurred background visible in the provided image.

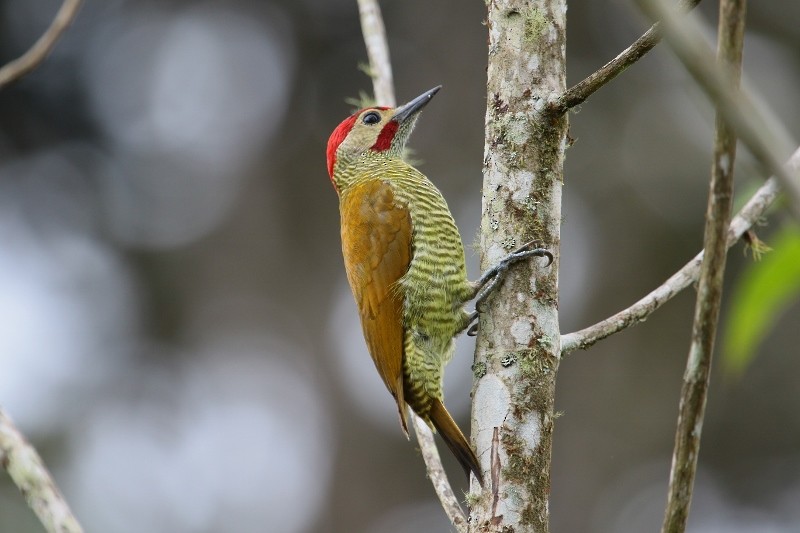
[0,0,798,531]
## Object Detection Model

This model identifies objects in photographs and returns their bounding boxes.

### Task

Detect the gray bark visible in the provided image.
[469,1,567,531]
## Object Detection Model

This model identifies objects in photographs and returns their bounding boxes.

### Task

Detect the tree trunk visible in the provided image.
[469,1,567,531]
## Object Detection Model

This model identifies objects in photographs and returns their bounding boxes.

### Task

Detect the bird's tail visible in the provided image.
[428,398,484,486]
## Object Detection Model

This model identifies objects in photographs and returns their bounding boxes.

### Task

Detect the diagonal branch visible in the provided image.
[549,0,701,116]
[634,0,800,218]
[560,147,799,355]
[355,1,468,529]
[1,407,83,533]
[0,3,85,532]
[0,0,83,89]
[413,420,469,532]
[662,1,746,530]
[562,0,800,353]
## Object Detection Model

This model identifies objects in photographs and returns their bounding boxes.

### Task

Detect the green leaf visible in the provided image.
[723,224,800,375]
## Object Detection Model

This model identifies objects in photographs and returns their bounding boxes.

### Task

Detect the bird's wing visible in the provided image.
[340,179,411,435]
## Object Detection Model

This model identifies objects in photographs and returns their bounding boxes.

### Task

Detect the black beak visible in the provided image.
[392,86,441,124]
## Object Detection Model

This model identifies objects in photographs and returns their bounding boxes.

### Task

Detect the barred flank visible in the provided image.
[337,153,482,483]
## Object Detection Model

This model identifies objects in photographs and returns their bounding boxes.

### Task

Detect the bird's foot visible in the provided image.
[473,240,553,309]
[459,241,552,337]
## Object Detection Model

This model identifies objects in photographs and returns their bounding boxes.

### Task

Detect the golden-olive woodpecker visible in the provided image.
[327,86,551,485]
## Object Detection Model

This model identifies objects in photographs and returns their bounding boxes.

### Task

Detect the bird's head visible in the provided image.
[326,86,441,190]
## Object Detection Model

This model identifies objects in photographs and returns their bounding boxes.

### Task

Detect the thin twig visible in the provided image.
[0,407,83,533]
[634,0,800,219]
[355,1,469,526]
[560,147,798,355]
[662,2,745,531]
[0,0,83,89]
[549,0,701,116]
[413,418,469,533]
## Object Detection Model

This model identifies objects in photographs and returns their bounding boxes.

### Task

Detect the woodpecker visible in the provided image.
[327,86,552,485]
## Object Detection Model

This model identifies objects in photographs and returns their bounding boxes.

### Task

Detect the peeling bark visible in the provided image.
[469,1,567,531]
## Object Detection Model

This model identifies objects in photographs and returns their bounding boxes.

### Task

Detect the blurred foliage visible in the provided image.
[345,89,376,111]
[723,224,800,375]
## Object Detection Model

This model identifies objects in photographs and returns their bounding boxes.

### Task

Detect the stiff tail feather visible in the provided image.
[428,398,484,486]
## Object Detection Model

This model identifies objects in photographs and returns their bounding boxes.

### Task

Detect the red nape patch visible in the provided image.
[327,114,359,178]
[371,121,399,152]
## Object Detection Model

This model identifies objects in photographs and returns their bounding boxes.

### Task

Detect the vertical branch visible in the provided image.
[0,408,83,533]
[470,0,567,531]
[661,1,746,532]
[357,0,395,107]
[355,2,467,529]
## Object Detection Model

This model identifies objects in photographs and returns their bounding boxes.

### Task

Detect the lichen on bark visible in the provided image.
[470,0,567,531]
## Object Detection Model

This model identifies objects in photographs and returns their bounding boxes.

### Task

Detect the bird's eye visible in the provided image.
[362,111,381,125]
